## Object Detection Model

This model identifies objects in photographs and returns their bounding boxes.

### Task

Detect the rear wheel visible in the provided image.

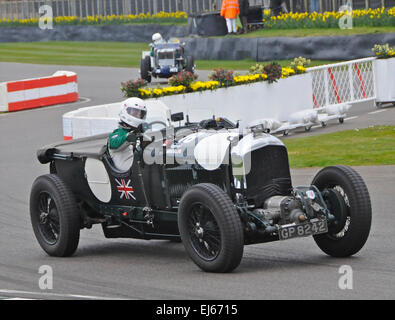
[30,174,80,257]
[140,56,151,83]
[178,183,244,273]
[311,166,371,257]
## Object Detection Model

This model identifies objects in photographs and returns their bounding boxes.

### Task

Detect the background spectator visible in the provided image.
[221,0,240,34]
[272,0,288,16]
[239,0,250,34]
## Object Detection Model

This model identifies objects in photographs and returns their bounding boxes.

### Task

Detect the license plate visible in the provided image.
[278,219,328,240]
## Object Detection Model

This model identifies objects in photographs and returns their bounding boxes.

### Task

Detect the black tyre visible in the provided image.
[30,174,80,257]
[312,166,371,257]
[339,117,344,124]
[305,125,312,132]
[140,56,151,83]
[185,55,195,73]
[178,183,244,273]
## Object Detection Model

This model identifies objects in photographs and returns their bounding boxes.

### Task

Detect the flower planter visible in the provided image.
[148,73,313,127]
[373,57,395,105]
[63,73,313,139]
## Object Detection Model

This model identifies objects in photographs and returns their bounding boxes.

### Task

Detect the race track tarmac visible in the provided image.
[0,62,394,299]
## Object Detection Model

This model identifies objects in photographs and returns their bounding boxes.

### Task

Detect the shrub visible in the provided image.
[249,64,265,75]
[121,78,147,98]
[209,68,234,87]
[262,62,282,83]
[372,43,395,59]
[169,71,197,88]
[290,56,311,73]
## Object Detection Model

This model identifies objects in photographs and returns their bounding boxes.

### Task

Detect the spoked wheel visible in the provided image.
[178,183,244,273]
[311,166,372,257]
[37,192,60,245]
[188,203,221,261]
[30,174,80,257]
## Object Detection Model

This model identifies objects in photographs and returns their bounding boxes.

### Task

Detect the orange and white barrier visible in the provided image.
[0,71,78,112]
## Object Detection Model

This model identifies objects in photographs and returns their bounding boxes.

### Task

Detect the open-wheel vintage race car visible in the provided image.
[30,112,372,273]
[140,38,195,83]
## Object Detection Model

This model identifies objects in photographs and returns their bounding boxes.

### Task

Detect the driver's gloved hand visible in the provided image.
[126,132,137,145]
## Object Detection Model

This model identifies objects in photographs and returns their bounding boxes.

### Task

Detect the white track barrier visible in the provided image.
[63,57,392,140]
[373,57,395,105]
[0,71,78,112]
[156,73,313,127]
[63,73,315,139]
[63,100,171,140]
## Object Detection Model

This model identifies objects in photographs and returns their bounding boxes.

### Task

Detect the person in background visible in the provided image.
[310,0,320,13]
[221,0,240,35]
[239,0,250,34]
[272,0,284,16]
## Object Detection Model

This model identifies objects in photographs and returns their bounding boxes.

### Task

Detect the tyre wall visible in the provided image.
[0,71,78,112]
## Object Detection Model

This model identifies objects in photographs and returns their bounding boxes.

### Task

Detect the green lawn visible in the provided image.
[0,41,337,70]
[284,126,395,168]
[235,26,395,38]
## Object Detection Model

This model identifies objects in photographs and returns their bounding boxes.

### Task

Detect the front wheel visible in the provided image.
[178,183,244,273]
[30,174,80,257]
[140,56,151,83]
[311,166,372,257]
[185,55,195,73]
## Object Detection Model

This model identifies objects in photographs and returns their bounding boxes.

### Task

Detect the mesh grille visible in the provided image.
[245,146,292,206]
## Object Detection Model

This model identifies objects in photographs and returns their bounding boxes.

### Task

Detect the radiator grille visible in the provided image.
[245,145,292,206]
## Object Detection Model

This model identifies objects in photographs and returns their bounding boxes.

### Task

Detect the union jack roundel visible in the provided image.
[115,179,136,200]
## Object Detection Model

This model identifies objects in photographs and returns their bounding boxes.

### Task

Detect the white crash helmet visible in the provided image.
[119,98,147,128]
[152,33,163,43]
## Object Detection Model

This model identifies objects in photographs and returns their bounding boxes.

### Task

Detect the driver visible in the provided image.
[152,32,164,44]
[108,97,147,172]
[150,33,164,57]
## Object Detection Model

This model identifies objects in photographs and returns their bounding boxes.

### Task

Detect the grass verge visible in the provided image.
[0,41,337,70]
[284,125,395,168]
[237,26,395,38]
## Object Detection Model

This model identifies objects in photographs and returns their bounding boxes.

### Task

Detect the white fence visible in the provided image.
[0,0,268,19]
[307,57,376,108]
[1,0,392,19]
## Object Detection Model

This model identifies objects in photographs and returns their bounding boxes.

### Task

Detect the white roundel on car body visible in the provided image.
[84,158,112,203]
[194,132,239,171]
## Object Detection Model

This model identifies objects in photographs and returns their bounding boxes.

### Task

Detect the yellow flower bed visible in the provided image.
[234,74,268,83]
[190,81,220,91]
[123,62,308,100]
[138,85,187,98]
[0,11,188,26]
[281,67,296,78]
[264,6,395,29]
